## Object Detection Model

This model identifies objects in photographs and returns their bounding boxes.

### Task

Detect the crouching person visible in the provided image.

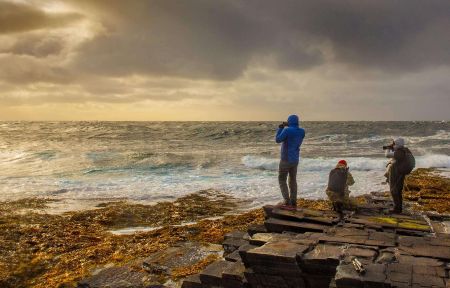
[326,160,355,218]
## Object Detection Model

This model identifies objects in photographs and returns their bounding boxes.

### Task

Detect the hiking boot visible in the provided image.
[280,205,297,211]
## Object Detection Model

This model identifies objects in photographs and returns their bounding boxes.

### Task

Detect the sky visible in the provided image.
[0,0,449,121]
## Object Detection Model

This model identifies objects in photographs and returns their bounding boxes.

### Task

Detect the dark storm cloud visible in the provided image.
[0,1,82,34]
[270,0,450,71]
[71,0,324,80]
[71,0,450,80]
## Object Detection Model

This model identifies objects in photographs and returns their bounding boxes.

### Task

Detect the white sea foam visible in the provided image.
[0,122,448,211]
[416,154,450,168]
[342,130,450,146]
[242,154,450,172]
[242,155,385,171]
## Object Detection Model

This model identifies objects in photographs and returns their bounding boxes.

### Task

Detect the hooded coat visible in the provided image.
[275,115,305,164]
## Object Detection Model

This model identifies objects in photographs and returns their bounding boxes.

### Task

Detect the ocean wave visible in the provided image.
[408,130,450,144]
[416,154,450,169]
[241,155,278,170]
[242,154,450,172]
[310,130,450,146]
[241,155,385,171]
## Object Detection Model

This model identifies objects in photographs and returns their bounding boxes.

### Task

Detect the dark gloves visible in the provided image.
[279,122,288,128]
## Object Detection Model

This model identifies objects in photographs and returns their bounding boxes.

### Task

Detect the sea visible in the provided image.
[0,121,449,211]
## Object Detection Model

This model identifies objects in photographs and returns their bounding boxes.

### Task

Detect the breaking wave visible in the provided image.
[242,154,450,172]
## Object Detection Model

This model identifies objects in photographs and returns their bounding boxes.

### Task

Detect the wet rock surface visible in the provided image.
[77,266,157,288]
[185,176,450,288]
[0,191,263,287]
[142,242,222,276]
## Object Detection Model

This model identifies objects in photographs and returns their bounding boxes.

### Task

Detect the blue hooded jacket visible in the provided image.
[275,115,305,164]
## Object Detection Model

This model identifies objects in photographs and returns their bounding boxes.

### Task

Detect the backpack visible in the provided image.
[400,148,415,175]
[327,168,348,196]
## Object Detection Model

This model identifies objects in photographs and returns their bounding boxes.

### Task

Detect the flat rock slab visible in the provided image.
[200,260,235,287]
[321,228,396,247]
[222,261,246,288]
[350,215,431,233]
[300,244,344,275]
[238,243,258,264]
[224,231,247,240]
[77,266,156,288]
[250,232,319,247]
[397,235,450,260]
[181,274,202,288]
[224,249,242,262]
[244,241,310,276]
[397,235,450,247]
[265,218,329,234]
[245,241,310,264]
[249,232,294,246]
[376,250,396,264]
[335,263,389,288]
[344,245,378,260]
[331,227,369,238]
[413,265,447,278]
[270,208,338,225]
[398,243,450,261]
[334,262,364,288]
[355,203,387,216]
[412,273,446,288]
[142,242,219,275]
[222,238,249,254]
[222,261,246,281]
[396,255,445,267]
[191,203,450,288]
[264,205,338,217]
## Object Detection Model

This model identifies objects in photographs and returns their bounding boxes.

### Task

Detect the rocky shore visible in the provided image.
[0,168,449,287]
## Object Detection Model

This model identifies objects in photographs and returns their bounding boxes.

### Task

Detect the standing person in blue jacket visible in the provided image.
[275,114,306,208]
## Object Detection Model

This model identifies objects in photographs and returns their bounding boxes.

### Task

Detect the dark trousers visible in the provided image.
[278,160,298,206]
[389,171,405,212]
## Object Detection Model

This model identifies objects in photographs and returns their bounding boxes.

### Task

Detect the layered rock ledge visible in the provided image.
[182,195,450,288]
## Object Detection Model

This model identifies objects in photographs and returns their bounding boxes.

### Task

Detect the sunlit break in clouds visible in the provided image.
[0,0,449,121]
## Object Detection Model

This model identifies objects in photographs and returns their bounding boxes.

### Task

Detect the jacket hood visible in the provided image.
[287,115,299,127]
[394,137,405,149]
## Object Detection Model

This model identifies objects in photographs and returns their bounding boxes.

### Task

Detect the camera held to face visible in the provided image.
[383,144,394,150]
[279,122,288,128]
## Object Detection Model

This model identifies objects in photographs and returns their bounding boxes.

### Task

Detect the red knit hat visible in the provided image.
[338,159,347,166]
